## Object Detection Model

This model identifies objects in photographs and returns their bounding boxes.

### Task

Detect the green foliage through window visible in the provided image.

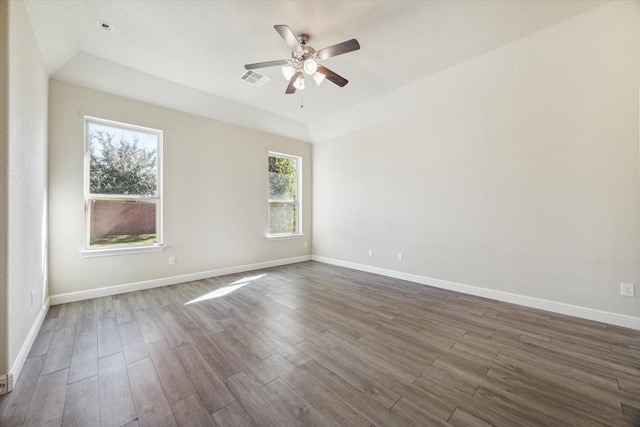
[89,126,158,196]
[85,118,162,249]
[268,154,300,234]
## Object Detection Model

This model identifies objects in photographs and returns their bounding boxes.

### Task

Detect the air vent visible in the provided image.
[239,70,270,86]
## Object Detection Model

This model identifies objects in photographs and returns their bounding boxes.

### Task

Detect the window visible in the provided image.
[84,117,162,253]
[268,152,301,236]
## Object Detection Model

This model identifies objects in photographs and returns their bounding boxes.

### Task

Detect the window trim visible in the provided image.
[267,151,302,238]
[83,116,164,255]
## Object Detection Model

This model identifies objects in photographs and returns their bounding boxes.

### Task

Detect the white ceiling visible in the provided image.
[23,0,606,142]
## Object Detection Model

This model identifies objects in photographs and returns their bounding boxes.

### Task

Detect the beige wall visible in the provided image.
[3,0,49,376]
[0,0,9,377]
[313,1,640,317]
[48,81,312,296]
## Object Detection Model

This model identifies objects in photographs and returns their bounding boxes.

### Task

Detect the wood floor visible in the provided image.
[1,261,639,427]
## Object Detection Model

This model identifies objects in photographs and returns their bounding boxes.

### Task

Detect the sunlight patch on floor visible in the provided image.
[185,273,267,305]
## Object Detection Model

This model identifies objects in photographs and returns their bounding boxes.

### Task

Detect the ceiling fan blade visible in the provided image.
[245,59,288,70]
[316,39,360,60]
[316,65,348,87]
[285,71,302,94]
[274,25,302,54]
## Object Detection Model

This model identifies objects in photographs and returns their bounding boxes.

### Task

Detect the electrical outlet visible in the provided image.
[397,252,403,261]
[304,241,308,248]
[368,249,373,257]
[621,283,634,297]
[0,374,8,396]
[168,256,176,266]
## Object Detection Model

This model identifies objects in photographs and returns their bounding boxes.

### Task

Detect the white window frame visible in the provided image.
[82,116,164,257]
[267,151,303,239]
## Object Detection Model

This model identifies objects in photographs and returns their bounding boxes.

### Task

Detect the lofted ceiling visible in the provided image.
[24,0,606,142]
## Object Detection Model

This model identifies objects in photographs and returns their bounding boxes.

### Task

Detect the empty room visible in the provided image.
[1,0,639,426]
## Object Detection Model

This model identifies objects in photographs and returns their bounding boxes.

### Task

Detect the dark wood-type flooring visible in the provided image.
[1,261,639,426]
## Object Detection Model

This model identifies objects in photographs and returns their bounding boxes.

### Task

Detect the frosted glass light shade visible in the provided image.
[282,65,296,81]
[303,59,318,75]
[313,72,326,86]
[293,75,305,90]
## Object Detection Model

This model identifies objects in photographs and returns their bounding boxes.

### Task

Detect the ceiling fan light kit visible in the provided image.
[293,73,305,90]
[281,64,296,81]
[303,58,318,75]
[245,25,360,94]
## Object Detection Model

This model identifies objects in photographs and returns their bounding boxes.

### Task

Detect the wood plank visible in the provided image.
[300,359,410,427]
[296,340,401,410]
[28,317,57,357]
[56,302,80,330]
[0,355,45,426]
[241,321,312,367]
[113,297,134,324]
[157,310,191,348]
[146,339,195,403]
[183,303,225,334]
[95,296,115,320]
[200,329,278,386]
[211,401,257,427]
[97,317,122,358]
[224,371,300,427]
[41,326,75,375]
[62,375,100,426]
[68,330,98,384]
[166,303,199,331]
[118,320,149,364]
[220,318,276,360]
[389,396,451,427]
[134,310,165,344]
[262,377,341,427]
[98,352,137,427]
[75,299,98,335]
[127,357,177,427]
[271,363,371,427]
[23,368,68,426]
[170,393,216,427]
[447,407,494,427]
[173,343,235,413]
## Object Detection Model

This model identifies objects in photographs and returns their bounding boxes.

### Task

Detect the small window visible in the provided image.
[268,152,301,236]
[85,117,162,251]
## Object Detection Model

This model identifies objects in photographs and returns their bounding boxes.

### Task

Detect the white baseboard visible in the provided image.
[49,255,312,305]
[312,255,640,331]
[9,299,50,388]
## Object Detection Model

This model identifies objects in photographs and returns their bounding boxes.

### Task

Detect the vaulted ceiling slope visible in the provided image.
[24,0,605,143]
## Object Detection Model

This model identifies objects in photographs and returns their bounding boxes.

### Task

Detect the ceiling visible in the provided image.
[23,0,606,142]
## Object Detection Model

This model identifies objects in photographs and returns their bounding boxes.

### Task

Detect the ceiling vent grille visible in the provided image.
[239,70,270,86]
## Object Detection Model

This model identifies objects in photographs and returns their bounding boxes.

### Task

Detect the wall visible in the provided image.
[0,0,9,379]
[48,81,312,296]
[2,0,49,380]
[313,1,640,320]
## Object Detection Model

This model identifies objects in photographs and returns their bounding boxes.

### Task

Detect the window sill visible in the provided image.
[81,244,166,258]
[266,233,304,241]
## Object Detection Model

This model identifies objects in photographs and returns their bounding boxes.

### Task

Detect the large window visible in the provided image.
[85,117,162,252]
[268,152,301,236]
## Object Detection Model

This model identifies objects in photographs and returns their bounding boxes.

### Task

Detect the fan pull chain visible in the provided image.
[300,91,304,109]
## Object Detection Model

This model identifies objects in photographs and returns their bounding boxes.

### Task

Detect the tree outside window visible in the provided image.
[85,118,162,248]
[268,153,301,235]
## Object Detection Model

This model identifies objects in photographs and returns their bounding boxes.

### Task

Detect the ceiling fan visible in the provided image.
[245,25,360,94]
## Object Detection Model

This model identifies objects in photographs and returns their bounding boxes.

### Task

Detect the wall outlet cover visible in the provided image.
[621,283,634,297]
[620,283,633,297]
[0,374,8,396]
